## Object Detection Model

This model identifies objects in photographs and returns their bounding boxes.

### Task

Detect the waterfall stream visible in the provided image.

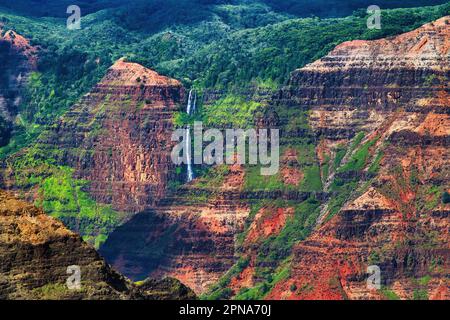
[186,89,196,182]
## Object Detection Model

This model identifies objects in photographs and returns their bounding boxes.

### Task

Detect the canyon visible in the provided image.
[117,16,448,298]
[0,16,448,300]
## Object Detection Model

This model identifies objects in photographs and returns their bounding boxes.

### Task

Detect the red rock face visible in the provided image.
[100,170,252,294]
[267,17,449,300]
[100,18,449,298]
[3,17,448,300]
[246,207,294,243]
[38,59,185,212]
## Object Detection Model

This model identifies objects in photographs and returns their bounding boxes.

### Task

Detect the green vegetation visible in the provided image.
[37,167,124,248]
[301,166,322,191]
[0,115,11,147]
[201,95,261,129]
[257,198,321,263]
[368,151,383,175]
[339,135,379,173]
[203,256,250,300]
[380,287,401,300]
[0,2,448,156]
[413,289,429,300]
[244,165,285,191]
[242,143,322,193]
[172,112,196,127]
[262,0,448,18]
[368,250,381,265]
[195,165,230,189]
[333,144,347,169]
[417,185,442,212]
[10,145,124,247]
[29,283,77,300]
[234,261,291,300]
[323,133,383,221]
[284,109,310,133]
[418,275,432,286]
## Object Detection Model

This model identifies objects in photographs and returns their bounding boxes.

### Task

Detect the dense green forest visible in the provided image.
[0,0,448,157]
[263,0,449,17]
[1,0,448,17]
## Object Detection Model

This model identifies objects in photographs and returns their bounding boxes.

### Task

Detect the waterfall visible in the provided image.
[186,126,194,182]
[187,89,197,115]
[186,89,196,182]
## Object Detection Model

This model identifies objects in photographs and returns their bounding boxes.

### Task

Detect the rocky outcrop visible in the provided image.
[267,17,449,300]
[283,17,449,141]
[0,59,187,247]
[30,58,185,212]
[0,189,196,300]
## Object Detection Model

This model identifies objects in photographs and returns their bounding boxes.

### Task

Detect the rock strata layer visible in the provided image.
[37,58,185,212]
[267,17,449,300]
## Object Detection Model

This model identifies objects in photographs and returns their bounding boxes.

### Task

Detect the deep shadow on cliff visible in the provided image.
[99,209,182,281]
[99,204,226,290]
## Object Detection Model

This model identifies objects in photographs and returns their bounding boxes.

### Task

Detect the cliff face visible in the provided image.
[0,189,140,300]
[0,58,186,247]
[0,190,196,300]
[36,58,184,212]
[0,29,37,146]
[102,18,449,298]
[99,165,324,295]
[2,17,448,300]
[267,17,449,300]
[2,56,251,294]
[100,165,252,294]
[288,17,448,141]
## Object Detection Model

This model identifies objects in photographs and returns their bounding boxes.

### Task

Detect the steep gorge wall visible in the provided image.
[46,59,185,212]
[2,17,448,300]
[100,166,252,294]
[5,59,185,213]
[267,16,449,300]
[0,190,139,299]
[0,58,188,248]
[102,18,449,297]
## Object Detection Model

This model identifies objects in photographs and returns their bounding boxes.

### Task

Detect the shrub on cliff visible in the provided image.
[443,192,450,204]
